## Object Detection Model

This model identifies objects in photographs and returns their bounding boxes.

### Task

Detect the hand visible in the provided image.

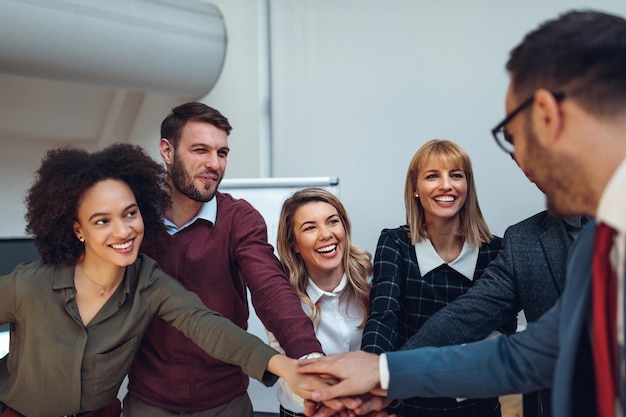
[304,394,392,417]
[267,354,336,399]
[299,351,386,401]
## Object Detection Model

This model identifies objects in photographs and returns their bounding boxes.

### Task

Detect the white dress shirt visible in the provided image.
[267,274,367,412]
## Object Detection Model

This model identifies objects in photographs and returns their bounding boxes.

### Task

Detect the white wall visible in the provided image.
[267,0,626,255]
[3,1,626,252]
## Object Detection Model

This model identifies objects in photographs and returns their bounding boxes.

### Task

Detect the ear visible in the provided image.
[532,89,564,148]
[160,138,174,165]
[73,221,82,240]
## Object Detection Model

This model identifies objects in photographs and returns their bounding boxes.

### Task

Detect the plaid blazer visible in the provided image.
[362,225,505,416]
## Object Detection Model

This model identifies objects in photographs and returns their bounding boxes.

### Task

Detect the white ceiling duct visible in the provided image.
[0,0,226,97]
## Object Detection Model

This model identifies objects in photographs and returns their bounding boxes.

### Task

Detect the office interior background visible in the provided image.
[2,0,625,252]
[1,0,625,414]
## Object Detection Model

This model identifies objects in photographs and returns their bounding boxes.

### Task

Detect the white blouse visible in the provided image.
[266,274,367,412]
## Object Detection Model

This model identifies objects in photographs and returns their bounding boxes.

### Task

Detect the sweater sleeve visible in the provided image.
[229,201,322,358]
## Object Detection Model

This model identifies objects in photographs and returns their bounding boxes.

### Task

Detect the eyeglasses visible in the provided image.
[491,92,565,156]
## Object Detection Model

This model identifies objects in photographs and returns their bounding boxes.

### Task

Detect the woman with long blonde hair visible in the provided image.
[268,187,372,417]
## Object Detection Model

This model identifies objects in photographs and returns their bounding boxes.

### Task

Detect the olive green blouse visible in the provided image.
[0,255,278,417]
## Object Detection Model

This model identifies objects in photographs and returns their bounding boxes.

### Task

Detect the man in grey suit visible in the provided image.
[401,211,585,417]
[299,10,626,417]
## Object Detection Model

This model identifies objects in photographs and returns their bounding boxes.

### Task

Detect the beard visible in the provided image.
[523,124,589,217]
[170,154,222,203]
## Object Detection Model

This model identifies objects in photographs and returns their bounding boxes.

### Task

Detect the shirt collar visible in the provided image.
[597,157,626,234]
[54,264,131,303]
[163,197,217,235]
[306,274,347,304]
[414,238,479,280]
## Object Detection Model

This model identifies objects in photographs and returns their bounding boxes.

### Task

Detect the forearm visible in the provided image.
[389,311,559,399]
[402,262,519,350]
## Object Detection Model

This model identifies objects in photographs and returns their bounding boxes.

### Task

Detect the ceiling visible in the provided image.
[0,0,226,144]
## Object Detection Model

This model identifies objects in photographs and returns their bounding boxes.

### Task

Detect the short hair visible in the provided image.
[507,10,626,116]
[161,102,232,148]
[25,143,170,265]
[276,187,372,328]
[404,139,492,246]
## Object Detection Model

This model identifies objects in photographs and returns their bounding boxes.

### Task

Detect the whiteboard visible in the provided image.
[218,177,339,413]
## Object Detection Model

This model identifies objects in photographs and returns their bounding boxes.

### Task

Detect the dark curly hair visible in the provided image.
[25,143,170,265]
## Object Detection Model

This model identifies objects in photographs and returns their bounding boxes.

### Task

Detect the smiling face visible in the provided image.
[415,157,468,222]
[164,120,229,203]
[73,179,144,269]
[292,201,346,283]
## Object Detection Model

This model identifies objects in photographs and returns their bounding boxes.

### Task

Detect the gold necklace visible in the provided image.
[80,265,125,297]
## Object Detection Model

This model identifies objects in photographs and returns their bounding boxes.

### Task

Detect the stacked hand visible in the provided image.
[297,351,394,417]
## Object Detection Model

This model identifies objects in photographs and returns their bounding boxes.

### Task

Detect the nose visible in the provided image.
[203,151,219,170]
[318,225,333,240]
[112,219,131,238]
[440,176,452,190]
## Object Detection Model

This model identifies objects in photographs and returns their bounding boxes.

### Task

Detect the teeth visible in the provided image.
[111,241,132,250]
[435,196,454,202]
[316,244,336,253]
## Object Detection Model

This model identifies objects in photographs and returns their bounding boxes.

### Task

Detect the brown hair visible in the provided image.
[507,10,626,117]
[276,188,372,328]
[161,101,232,148]
[404,139,492,245]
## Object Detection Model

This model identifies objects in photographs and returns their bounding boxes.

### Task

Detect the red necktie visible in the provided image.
[592,222,618,417]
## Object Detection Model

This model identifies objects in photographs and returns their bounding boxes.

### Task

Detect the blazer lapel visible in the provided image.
[539,215,570,294]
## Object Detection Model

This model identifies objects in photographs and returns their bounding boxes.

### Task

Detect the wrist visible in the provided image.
[300,352,325,360]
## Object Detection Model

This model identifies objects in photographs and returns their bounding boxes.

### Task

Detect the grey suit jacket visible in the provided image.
[386,220,606,417]
[402,210,570,349]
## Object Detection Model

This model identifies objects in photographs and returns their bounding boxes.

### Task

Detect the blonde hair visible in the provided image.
[276,188,372,328]
[404,139,492,245]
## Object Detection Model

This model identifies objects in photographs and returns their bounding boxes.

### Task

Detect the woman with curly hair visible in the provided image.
[0,144,326,417]
[267,187,372,417]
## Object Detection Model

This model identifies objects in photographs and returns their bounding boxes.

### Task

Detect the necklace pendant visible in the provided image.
[99,287,105,296]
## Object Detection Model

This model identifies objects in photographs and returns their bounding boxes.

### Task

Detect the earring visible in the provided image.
[414,194,419,198]
[78,237,85,243]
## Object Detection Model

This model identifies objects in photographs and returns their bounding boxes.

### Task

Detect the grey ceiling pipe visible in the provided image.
[0,0,227,97]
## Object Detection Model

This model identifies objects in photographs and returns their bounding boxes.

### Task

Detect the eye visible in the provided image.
[125,209,139,218]
[503,128,514,145]
[328,218,340,226]
[451,172,465,179]
[218,150,229,158]
[94,218,109,225]
[425,173,438,179]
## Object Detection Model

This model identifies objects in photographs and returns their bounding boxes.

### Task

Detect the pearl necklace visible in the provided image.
[79,265,125,297]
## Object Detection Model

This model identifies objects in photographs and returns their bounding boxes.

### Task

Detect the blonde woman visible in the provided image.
[361,139,514,417]
[268,188,372,417]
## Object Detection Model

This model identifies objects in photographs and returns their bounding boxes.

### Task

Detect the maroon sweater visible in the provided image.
[128,192,322,411]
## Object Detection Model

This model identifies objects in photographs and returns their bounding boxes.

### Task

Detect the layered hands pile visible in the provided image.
[288,351,394,417]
